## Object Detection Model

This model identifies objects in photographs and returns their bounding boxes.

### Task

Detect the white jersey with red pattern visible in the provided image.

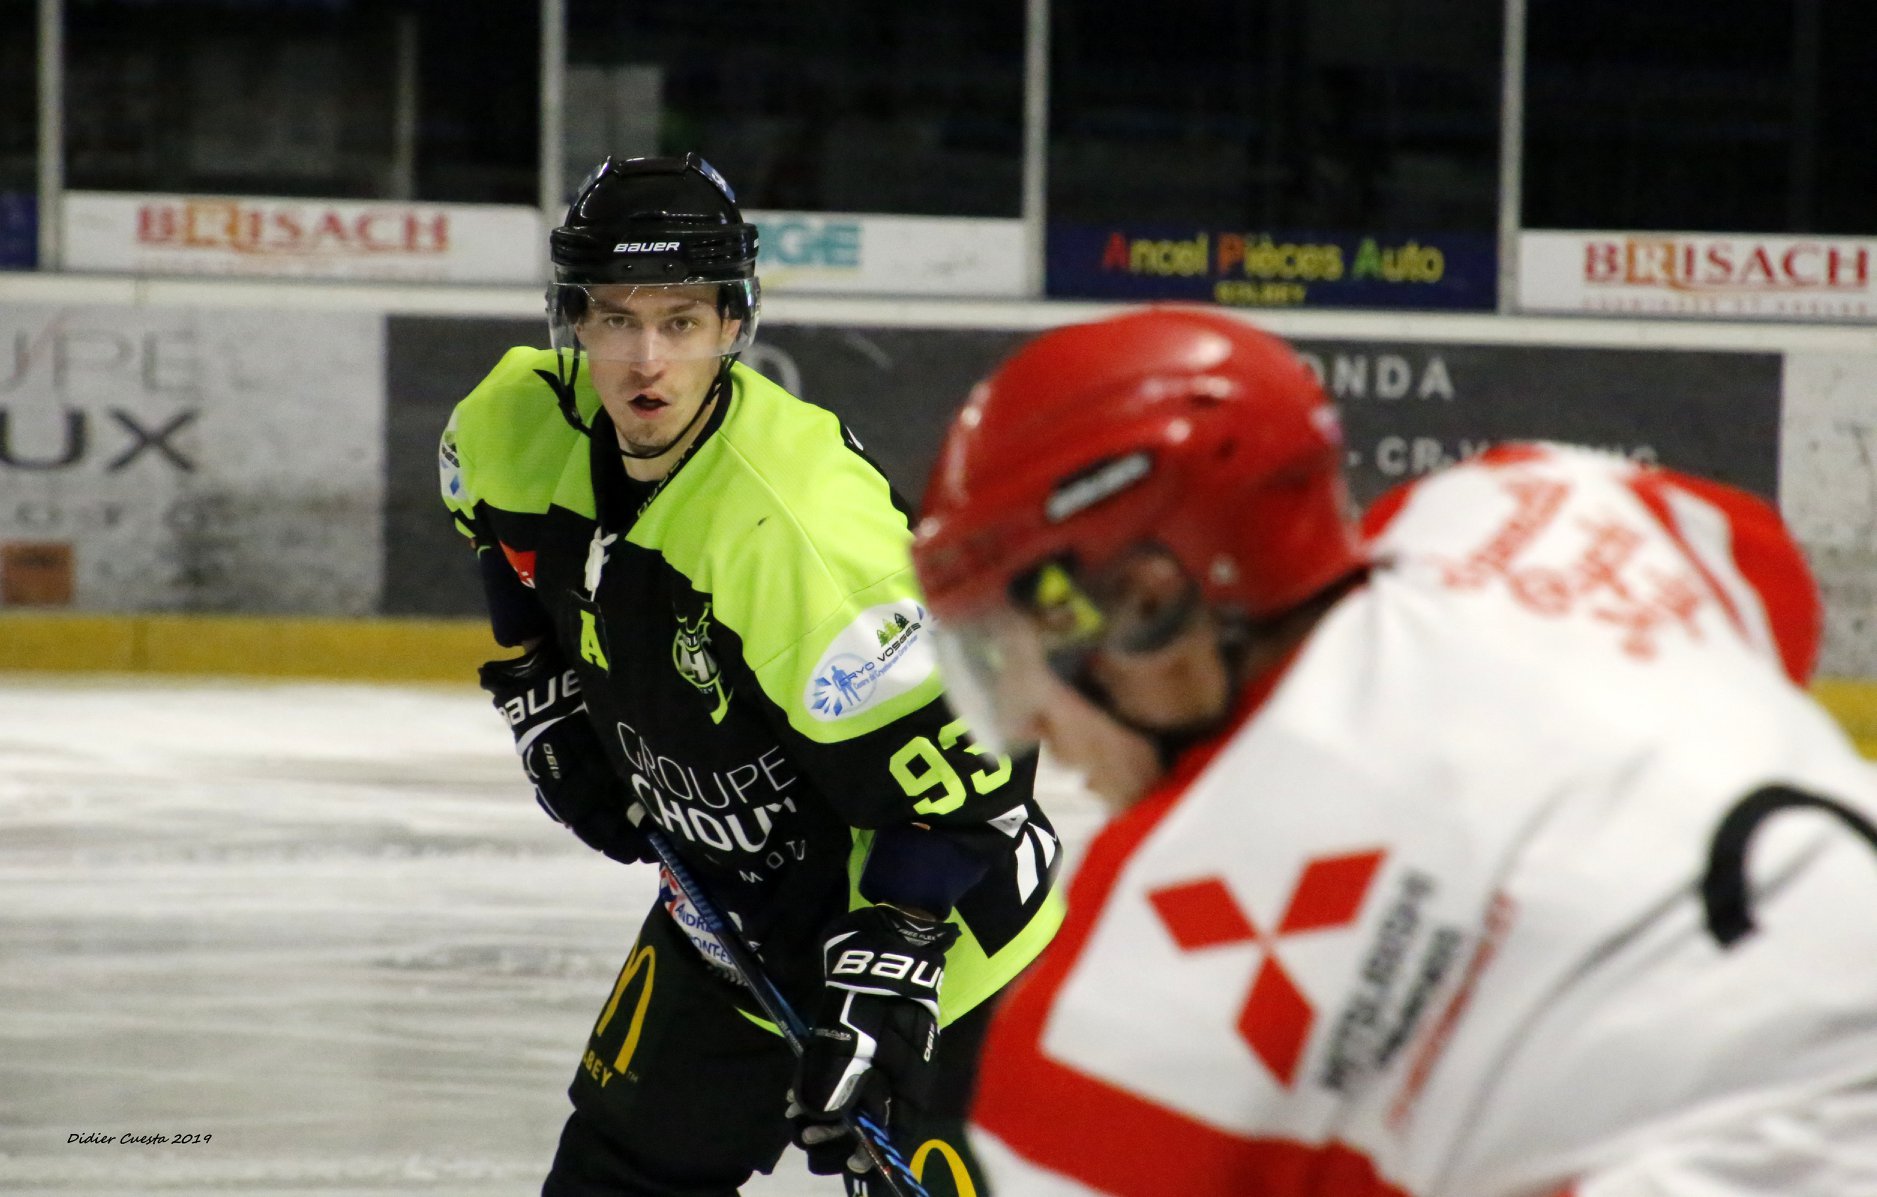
[971,444,1877,1197]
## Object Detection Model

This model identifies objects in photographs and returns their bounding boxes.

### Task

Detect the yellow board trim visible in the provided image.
[1809,678,1877,759]
[0,612,500,681]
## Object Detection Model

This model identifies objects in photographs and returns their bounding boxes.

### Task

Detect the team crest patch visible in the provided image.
[438,422,465,501]
[674,602,732,724]
[805,600,936,721]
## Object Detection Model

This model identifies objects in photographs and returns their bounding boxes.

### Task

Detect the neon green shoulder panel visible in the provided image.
[440,347,600,528]
[630,363,944,744]
[942,889,1065,1024]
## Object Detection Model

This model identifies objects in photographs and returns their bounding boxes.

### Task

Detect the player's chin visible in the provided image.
[1081,744,1165,811]
[1038,714,1163,811]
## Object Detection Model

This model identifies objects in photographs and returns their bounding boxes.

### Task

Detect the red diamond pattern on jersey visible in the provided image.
[1146,878,1258,949]
[1147,849,1387,1087]
[1279,851,1389,933]
[1238,952,1313,1084]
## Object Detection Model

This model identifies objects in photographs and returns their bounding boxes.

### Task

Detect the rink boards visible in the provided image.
[3,271,1877,705]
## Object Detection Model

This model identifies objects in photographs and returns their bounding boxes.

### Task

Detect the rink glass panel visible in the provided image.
[564,0,1026,218]
[58,0,540,205]
[1523,0,1877,235]
[1045,0,1503,234]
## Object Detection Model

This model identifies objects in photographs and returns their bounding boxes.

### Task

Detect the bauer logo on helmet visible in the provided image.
[1045,451,1154,523]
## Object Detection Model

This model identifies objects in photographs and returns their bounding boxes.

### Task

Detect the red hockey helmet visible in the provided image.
[912,306,1364,748]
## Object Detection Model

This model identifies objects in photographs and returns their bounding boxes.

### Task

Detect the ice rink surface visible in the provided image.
[0,675,1107,1197]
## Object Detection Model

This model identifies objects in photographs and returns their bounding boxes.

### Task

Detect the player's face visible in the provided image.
[1024,679,1166,810]
[933,602,1166,808]
[581,284,741,467]
[1083,614,1234,734]
[1016,552,1232,807]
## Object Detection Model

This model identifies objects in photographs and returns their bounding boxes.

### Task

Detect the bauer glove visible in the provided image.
[787,904,959,1176]
[478,643,654,866]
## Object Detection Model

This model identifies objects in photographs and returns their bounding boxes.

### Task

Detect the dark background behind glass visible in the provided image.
[1523,0,1877,233]
[1,0,35,267]
[1048,0,1503,232]
[61,0,538,204]
[7,0,1874,240]
[1,0,34,192]
[564,0,1026,216]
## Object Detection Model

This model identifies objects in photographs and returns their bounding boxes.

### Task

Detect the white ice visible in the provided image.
[0,675,1107,1196]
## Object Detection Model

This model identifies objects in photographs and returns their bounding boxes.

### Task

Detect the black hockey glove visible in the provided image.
[478,644,654,866]
[787,904,960,1176]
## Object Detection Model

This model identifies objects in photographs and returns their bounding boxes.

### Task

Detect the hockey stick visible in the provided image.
[639,825,932,1197]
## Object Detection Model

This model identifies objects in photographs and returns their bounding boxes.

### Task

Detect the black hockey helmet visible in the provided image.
[550,153,759,284]
[547,154,761,361]
[539,154,761,438]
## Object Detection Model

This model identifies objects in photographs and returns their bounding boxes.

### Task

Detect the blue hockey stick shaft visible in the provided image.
[639,825,931,1197]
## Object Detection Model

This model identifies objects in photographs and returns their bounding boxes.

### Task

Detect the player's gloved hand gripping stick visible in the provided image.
[479,643,657,866]
[634,818,933,1197]
[789,905,958,1179]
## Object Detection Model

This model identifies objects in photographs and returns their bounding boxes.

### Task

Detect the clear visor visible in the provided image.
[933,545,1205,757]
[549,280,760,363]
[933,609,1062,760]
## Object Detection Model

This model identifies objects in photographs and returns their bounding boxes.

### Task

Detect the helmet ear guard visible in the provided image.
[716,276,759,325]
[546,283,589,323]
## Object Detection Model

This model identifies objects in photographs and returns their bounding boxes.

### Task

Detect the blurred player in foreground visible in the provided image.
[441,153,1061,1195]
[910,305,1877,1196]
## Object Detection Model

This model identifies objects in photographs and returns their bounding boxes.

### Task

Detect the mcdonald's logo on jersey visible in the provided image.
[586,943,656,1085]
[911,1137,980,1196]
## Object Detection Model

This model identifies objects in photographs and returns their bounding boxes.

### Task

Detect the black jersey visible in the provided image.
[441,349,1062,1018]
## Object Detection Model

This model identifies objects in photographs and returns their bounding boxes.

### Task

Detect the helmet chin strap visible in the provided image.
[540,345,593,437]
[616,360,732,461]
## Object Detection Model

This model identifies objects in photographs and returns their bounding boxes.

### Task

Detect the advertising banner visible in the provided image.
[61,192,544,283]
[380,317,1778,619]
[1519,231,1877,322]
[1047,225,1496,310]
[747,211,1027,297]
[0,303,383,615]
[0,193,34,270]
[1297,341,1780,508]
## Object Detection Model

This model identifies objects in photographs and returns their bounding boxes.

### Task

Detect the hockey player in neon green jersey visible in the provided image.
[440,153,1062,1196]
